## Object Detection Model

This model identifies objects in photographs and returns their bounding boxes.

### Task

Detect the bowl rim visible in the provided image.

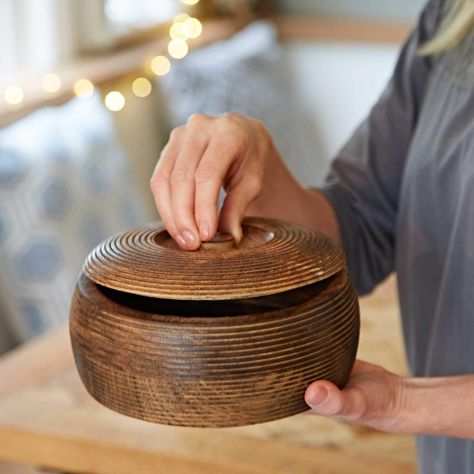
[73,268,353,325]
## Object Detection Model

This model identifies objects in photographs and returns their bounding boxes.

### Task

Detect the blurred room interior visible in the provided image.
[0,1,423,472]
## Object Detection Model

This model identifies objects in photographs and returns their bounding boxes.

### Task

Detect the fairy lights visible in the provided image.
[174,13,190,23]
[150,55,171,76]
[170,22,187,40]
[104,91,125,111]
[41,73,62,93]
[132,77,152,98]
[168,38,189,59]
[4,85,24,105]
[183,17,202,39]
[2,8,202,112]
[73,79,95,98]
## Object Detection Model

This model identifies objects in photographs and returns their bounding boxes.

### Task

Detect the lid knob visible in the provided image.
[199,232,234,252]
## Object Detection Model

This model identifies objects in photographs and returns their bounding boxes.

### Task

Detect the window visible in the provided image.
[105,0,181,31]
[0,0,76,79]
[0,0,186,81]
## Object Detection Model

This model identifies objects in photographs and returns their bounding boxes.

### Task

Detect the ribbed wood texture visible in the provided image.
[70,268,359,427]
[83,217,345,300]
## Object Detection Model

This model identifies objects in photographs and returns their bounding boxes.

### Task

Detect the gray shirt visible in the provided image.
[320,0,474,472]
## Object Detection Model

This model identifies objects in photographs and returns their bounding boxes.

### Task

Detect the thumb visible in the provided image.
[305,381,367,422]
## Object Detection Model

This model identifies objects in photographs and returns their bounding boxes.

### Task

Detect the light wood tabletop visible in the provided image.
[0,275,417,474]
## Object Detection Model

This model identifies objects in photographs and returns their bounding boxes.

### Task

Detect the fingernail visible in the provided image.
[182,230,196,246]
[176,234,187,248]
[199,223,210,241]
[308,387,328,406]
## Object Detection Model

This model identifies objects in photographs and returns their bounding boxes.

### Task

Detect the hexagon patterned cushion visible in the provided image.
[0,94,147,353]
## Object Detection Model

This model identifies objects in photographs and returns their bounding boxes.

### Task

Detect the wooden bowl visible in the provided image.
[70,217,359,427]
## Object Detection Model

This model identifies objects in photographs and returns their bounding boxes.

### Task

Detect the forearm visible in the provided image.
[246,147,341,245]
[399,374,474,439]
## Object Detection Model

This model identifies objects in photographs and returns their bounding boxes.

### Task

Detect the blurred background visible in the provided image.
[0,0,425,355]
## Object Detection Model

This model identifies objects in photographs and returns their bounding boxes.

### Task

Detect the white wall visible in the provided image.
[278,0,426,21]
[282,40,400,168]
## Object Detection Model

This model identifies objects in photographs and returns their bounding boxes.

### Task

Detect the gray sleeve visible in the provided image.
[320,0,444,295]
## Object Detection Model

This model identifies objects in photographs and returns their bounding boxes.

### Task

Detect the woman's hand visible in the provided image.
[150,113,277,250]
[305,360,474,439]
[150,113,341,250]
[305,360,409,433]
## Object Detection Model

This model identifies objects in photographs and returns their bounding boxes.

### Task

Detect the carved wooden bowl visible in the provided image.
[70,217,359,427]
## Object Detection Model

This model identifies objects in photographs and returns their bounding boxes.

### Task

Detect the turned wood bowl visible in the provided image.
[70,217,360,427]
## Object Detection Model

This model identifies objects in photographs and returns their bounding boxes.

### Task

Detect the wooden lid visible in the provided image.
[83,217,345,300]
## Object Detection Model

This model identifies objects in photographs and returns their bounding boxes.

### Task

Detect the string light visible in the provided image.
[73,79,94,98]
[5,7,202,112]
[150,55,171,76]
[183,18,202,39]
[41,73,62,93]
[181,0,199,5]
[168,39,189,59]
[4,85,24,105]
[174,13,190,23]
[170,22,187,40]
[104,91,125,111]
[132,77,152,98]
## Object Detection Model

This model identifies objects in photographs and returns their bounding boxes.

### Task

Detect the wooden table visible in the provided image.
[0,276,417,474]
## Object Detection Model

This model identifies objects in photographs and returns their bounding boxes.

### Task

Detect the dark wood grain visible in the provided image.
[70,218,360,427]
[83,217,346,300]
